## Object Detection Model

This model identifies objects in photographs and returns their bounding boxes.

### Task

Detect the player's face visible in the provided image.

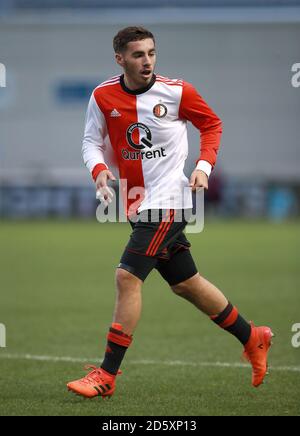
[116,38,156,88]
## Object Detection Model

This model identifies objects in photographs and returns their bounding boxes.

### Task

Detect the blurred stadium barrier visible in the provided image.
[0,2,299,219]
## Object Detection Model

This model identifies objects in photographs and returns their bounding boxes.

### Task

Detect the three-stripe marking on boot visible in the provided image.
[93,384,111,396]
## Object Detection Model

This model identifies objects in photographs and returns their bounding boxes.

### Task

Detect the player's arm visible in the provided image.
[179,81,223,191]
[82,92,116,204]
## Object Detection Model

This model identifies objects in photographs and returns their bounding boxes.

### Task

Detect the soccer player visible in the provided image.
[67,27,273,399]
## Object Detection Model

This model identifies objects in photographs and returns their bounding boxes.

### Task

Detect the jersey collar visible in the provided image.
[120,73,156,95]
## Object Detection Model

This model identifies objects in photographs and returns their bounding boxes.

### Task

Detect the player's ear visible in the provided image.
[115,53,124,68]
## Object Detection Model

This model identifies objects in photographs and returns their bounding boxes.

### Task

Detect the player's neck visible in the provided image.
[123,73,154,91]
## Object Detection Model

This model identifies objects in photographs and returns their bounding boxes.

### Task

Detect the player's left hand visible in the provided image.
[189,169,209,191]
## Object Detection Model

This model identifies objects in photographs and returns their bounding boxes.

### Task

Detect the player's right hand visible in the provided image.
[95,170,116,207]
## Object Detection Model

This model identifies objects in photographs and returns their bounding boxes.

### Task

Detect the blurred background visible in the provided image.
[0,0,299,220]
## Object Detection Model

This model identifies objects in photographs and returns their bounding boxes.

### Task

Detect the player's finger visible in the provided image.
[107,171,116,181]
[106,186,114,201]
[189,173,196,187]
[96,189,104,201]
[102,187,114,203]
[96,186,114,205]
[96,195,107,205]
[201,179,209,190]
[195,182,208,191]
[96,190,109,207]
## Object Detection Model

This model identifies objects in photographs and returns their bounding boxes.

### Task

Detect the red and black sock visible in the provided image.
[211,303,251,346]
[101,323,132,375]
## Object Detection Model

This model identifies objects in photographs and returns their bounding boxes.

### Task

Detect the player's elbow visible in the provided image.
[81,139,97,167]
[82,139,88,159]
[212,116,223,134]
[81,145,89,168]
[201,117,223,136]
[217,118,223,134]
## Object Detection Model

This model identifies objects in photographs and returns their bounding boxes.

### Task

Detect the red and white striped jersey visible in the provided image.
[82,74,222,217]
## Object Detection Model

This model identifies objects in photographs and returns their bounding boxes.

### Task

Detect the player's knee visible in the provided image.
[115,267,141,291]
[170,273,199,297]
[171,280,191,297]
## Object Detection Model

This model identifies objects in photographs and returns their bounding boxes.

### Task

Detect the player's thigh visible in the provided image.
[155,248,198,287]
[118,209,189,282]
[118,250,157,283]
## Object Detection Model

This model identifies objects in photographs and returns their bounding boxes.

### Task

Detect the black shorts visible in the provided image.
[118,209,198,285]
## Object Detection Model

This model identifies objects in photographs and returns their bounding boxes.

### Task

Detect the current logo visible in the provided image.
[126,122,153,150]
[123,122,166,161]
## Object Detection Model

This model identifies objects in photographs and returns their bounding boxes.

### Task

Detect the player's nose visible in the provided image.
[143,56,151,66]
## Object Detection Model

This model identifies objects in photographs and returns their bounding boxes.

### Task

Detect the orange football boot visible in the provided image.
[67,365,121,399]
[243,323,274,388]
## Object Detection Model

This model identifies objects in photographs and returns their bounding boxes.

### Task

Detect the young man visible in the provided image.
[67,27,273,399]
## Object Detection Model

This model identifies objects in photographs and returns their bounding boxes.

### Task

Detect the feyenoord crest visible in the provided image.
[153,103,167,118]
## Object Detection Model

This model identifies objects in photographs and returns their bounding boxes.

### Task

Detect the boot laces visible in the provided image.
[81,365,121,385]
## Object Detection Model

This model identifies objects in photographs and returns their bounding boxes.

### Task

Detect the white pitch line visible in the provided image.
[0,353,300,373]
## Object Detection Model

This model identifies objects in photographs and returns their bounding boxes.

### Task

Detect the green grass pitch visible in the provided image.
[0,219,299,416]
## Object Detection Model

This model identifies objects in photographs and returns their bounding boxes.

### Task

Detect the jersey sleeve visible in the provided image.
[82,92,109,182]
[179,81,223,174]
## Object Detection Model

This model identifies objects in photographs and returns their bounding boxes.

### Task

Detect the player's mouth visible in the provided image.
[140,69,152,78]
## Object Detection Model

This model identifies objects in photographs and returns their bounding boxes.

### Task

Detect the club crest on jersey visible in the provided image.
[153,103,167,118]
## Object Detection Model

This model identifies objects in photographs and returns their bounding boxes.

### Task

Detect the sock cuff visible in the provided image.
[211,303,239,329]
[219,307,239,329]
[107,327,133,348]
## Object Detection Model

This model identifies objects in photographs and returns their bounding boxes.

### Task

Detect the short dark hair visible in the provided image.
[113,26,155,53]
